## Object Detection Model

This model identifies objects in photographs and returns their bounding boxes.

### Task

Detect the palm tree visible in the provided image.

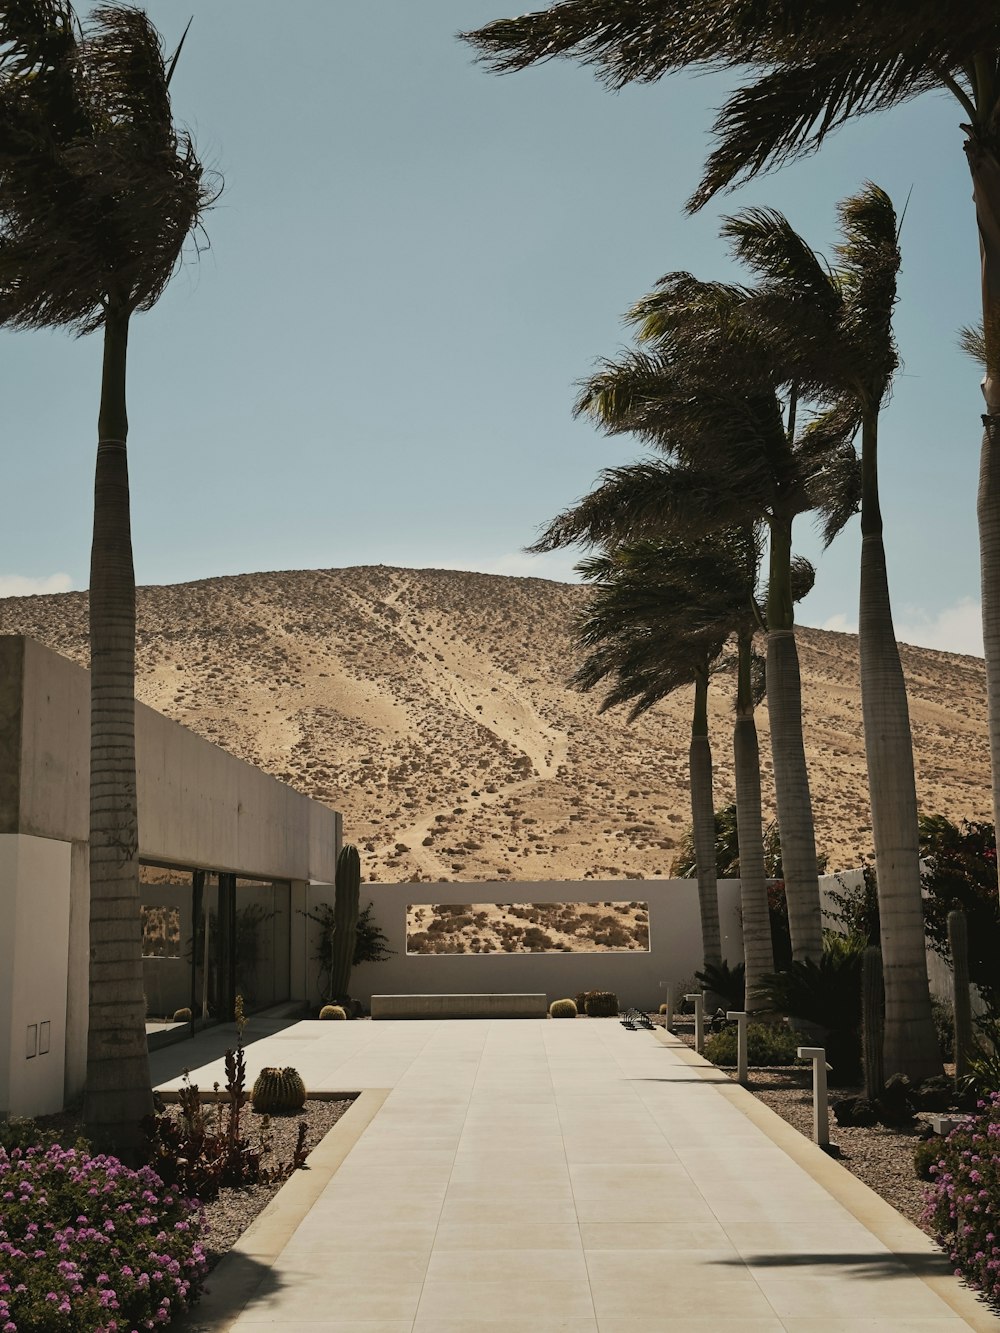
[0,3,213,1154]
[461,0,1000,896]
[725,185,940,1076]
[535,280,859,962]
[573,536,760,971]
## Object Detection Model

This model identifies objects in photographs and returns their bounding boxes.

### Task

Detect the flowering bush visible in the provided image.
[922,1091,1000,1302]
[0,1142,207,1332]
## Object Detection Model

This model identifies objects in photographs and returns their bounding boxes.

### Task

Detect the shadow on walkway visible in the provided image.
[148,1016,302,1088]
[711,1250,954,1279]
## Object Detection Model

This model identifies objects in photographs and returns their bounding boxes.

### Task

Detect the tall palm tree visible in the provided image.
[573,535,759,971]
[0,3,213,1154]
[461,0,1000,895]
[725,185,940,1076]
[535,281,859,962]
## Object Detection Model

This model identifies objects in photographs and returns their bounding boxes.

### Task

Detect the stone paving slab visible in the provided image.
[168,1019,1000,1331]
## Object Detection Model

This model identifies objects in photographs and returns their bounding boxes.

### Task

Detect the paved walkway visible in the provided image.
[157,1020,999,1332]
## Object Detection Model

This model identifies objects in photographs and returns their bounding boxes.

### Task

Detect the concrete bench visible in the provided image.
[371,993,548,1020]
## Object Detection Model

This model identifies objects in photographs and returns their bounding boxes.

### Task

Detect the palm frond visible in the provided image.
[0,2,216,334]
[960,321,987,367]
[461,0,1000,89]
[789,554,816,603]
[793,403,862,546]
[569,530,762,722]
[690,51,939,211]
[459,0,727,85]
[530,459,762,553]
[722,206,838,306]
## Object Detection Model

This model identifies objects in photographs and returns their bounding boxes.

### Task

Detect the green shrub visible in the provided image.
[549,998,578,1018]
[914,1135,946,1181]
[0,1116,61,1154]
[319,1004,347,1020]
[704,1022,801,1067]
[584,991,619,1017]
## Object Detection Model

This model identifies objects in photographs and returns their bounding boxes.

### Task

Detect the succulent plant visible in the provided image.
[172,1007,192,1022]
[549,998,577,1018]
[319,1004,347,1020]
[330,844,361,1001]
[251,1066,307,1114]
[584,991,619,1018]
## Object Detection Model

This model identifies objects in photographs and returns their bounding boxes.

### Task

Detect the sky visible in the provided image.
[0,1,988,656]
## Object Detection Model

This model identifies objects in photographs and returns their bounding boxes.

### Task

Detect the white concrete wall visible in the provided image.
[0,834,71,1117]
[13,636,341,883]
[339,878,745,1013]
[0,636,344,1114]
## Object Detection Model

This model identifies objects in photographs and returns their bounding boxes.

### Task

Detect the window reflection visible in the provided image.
[140,862,292,1041]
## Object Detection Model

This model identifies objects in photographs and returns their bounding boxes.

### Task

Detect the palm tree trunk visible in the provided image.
[690,662,722,969]
[969,140,1000,896]
[765,512,823,961]
[858,411,940,1080]
[734,630,773,1008]
[85,305,153,1158]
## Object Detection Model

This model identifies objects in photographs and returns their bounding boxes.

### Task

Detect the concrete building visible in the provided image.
[0,636,342,1119]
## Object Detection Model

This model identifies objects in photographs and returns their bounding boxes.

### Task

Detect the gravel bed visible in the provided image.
[650,1015,935,1229]
[196,1098,355,1268]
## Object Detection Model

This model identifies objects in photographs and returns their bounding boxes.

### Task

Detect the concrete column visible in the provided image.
[686,993,705,1054]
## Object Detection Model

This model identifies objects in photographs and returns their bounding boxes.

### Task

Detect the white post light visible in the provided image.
[686,993,705,1054]
[798,1046,831,1147]
[727,1011,748,1085]
[663,991,675,1033]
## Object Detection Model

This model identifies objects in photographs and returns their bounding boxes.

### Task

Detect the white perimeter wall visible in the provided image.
[340,878,745,1013]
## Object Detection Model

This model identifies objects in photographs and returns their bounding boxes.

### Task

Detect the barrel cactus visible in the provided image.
[251,1066,307,1113]
[549,998,577,1018]
[584,991,619,1017]
[172,1007,192,1022]
[319,1004,347,1020]
[330,843,361,1001]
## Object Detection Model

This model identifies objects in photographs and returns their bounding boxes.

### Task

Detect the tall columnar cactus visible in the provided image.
[862,946,885,1099]
[330,843,361,1001]
[949,909,973,1083]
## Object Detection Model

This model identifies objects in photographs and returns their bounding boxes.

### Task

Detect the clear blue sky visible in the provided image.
[0,1,986,654]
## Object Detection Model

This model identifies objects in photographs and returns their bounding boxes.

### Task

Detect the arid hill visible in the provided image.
[0,565,990,883]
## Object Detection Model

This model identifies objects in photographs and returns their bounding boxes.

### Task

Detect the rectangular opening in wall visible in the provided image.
[406,901,650,954]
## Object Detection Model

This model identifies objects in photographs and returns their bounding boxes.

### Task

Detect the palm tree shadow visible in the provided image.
[179,1251,287,1330]
[712,1250,953,1280]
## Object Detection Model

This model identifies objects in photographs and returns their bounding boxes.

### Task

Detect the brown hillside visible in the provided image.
[0,564,990,881]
